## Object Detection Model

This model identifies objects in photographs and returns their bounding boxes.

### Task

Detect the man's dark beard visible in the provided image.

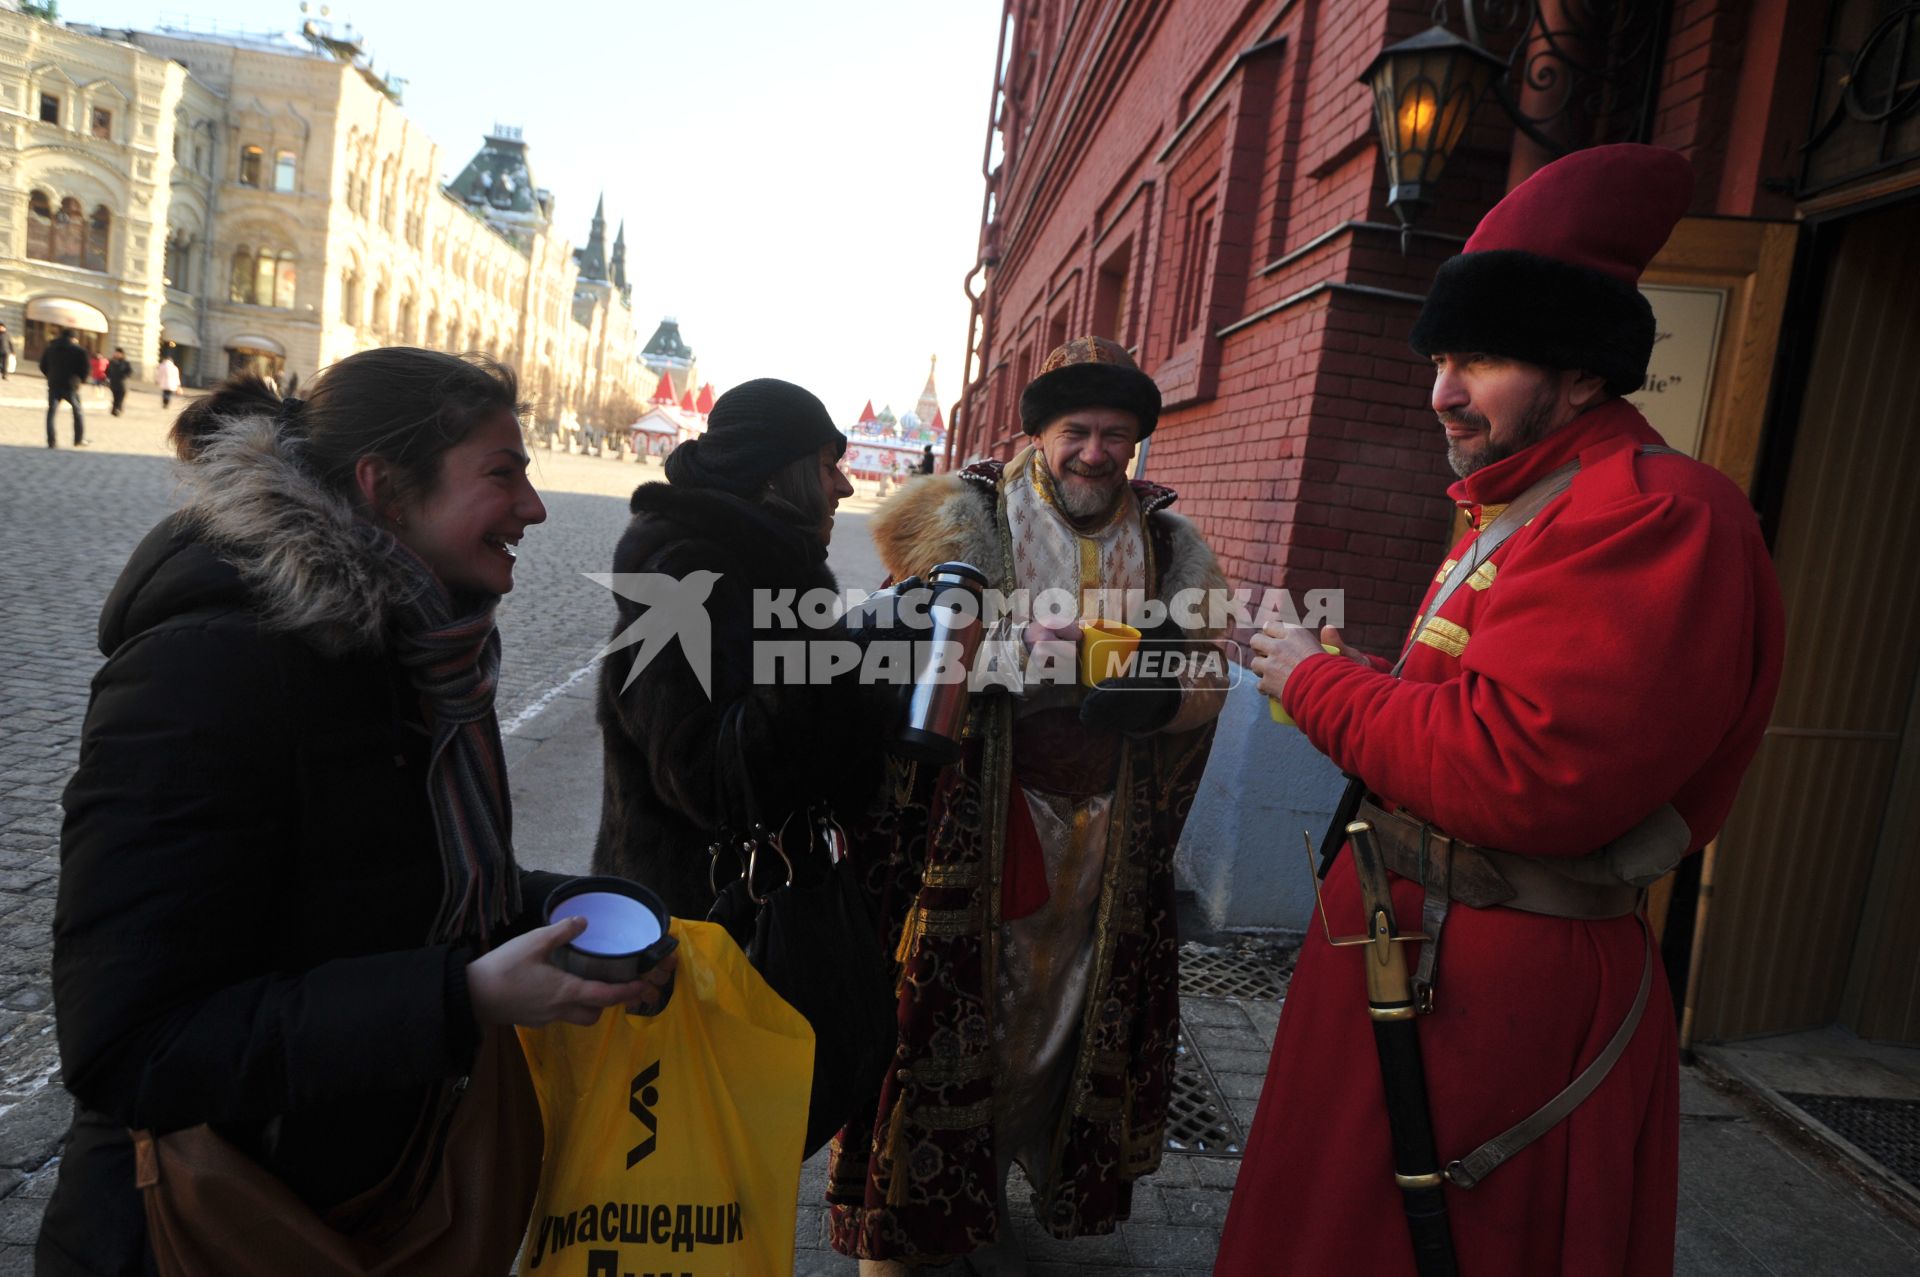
[1057,457,1124,520]
[1444,383,1560,478]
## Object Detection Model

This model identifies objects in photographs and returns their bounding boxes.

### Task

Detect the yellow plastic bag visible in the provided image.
[517,919,814,1276]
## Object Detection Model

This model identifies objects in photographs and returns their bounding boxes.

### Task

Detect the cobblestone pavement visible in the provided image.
[0,437,171,1269]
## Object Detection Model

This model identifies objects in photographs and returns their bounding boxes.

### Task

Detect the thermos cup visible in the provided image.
[543,876,677,982]
[897,561,990,764]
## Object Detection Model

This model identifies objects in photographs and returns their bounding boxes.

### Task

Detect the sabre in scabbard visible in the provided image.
[1299,822,1460,1275]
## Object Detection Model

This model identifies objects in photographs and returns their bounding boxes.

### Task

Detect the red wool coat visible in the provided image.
[1215,400,1784,1276]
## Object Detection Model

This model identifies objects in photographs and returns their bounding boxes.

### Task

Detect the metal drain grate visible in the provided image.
[1781,1093,1920,1192]
[1180,943,1289,1001]
[1165,1029,1242,1156]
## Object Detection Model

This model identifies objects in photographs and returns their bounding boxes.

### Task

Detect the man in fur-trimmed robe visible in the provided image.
[829,337,1228,1273]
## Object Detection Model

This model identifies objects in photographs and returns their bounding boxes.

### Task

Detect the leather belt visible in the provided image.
[1356,798,1640,920]
[1347,799,1660,1193]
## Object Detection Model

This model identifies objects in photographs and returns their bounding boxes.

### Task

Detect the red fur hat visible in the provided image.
[1409,144,1695,395]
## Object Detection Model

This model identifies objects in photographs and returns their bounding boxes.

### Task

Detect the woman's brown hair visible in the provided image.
[169,348,524,509]
[764,448,831,539]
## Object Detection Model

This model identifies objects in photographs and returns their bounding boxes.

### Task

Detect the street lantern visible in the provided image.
[1360,25,1506,238]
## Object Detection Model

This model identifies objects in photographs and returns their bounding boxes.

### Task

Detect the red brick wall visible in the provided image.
[952,0,1812,655]
[1648,0,1753,209]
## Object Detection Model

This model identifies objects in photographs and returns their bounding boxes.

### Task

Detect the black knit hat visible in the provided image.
[664,378,846,495]
[1409,144,1694,396]
[1019,336,1162,438]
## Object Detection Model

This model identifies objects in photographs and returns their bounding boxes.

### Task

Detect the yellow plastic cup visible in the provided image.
[1079,619,1142,687]
[1267,644,1345,725]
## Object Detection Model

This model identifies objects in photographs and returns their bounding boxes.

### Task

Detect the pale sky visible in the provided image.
[71,0,1003,425]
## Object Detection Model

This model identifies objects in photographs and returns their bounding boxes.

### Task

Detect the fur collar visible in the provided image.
[173,415,430,656]
[869,461,1227,638]
[621,481,830,584]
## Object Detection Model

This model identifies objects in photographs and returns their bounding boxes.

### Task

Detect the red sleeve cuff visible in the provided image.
[1280,650,1345,723]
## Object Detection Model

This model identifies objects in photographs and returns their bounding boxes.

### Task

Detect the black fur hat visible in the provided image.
[1018,336,1162,438]
[1408,144,1695,396]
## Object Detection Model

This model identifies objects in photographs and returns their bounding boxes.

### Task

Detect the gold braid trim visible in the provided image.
[1415,616,1471,658]
[915,1099,996,1130]
[908,1055,996,1085]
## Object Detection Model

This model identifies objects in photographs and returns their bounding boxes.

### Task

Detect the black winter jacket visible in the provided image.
[39,337,90,393]
[40,513,562,1276]
[591,484,892,918]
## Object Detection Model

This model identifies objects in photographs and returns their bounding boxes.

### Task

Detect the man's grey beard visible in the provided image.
[1057,464,1125,520]
[1445,384,1560,478]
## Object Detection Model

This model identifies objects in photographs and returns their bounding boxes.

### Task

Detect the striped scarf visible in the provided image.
[387,546,521,946]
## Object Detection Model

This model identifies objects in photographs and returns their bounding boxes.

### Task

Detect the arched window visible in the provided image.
[273,150,296,193]
[341,268,360,325]
[378,158,394,230]
[227,246,296,307]
[85,205,109,272]
[27,190,54,261]
[253,249,275,308]
[371,281,389,335]
[238,144,263,186]
[22,194,110,271]
[52,196,84,265]
[164,227,192,290]
[230,246,253,303]
[398,293,417,341]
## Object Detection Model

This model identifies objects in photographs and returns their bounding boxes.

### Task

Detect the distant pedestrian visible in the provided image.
[917,443,934,474]
[106,347,132,416]
[0,322,14,380]
[39,327,89,448]
[153,353,180,409]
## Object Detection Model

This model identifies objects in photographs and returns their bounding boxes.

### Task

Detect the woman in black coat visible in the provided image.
[40,350,672,1276]
[592,378,892,918]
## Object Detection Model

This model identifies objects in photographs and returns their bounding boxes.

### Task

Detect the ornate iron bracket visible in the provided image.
[1799,2,1920,195]
[1438,0,1671,156]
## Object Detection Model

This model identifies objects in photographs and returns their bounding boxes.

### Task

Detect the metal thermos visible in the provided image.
[898,561,990,764]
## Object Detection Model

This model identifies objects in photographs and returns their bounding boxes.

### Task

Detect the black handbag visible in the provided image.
[705,717,897,1158]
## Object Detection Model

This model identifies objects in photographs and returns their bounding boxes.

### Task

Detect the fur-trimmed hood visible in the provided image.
[100,415,429,659]
[869,453,1229,638]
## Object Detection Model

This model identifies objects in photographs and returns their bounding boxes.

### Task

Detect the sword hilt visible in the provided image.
[1348,820,1422,1018]
[1298,826,1429,974]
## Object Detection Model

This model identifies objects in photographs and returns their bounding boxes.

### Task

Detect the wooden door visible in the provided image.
[1691,199,1920,1043]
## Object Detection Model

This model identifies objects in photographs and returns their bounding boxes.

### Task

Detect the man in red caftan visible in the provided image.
[1216,144,1785,1276]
